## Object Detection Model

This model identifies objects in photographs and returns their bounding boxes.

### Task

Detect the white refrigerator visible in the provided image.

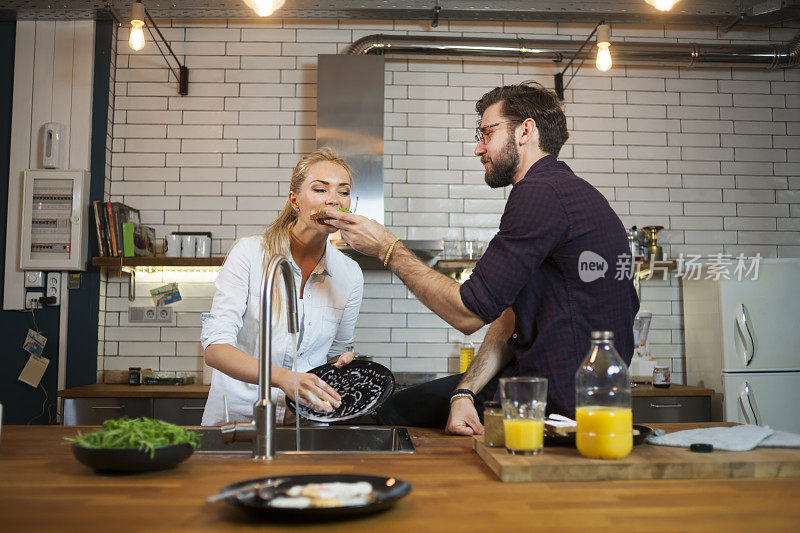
[683,259,800,433]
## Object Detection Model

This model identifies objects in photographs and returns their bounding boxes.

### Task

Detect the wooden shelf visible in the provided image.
[435,259,478,274]
[435,259,678,274]
[92,256,224,268]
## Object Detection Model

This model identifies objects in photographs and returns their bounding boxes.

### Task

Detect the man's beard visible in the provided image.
[482,136,519,188]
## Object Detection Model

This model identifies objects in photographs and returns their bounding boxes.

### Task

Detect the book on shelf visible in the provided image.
[93,202,142,256]
[91,201,108,256]
[122,222,156,257]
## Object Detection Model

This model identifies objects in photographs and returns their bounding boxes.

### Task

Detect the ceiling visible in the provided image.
[0,0,798,27]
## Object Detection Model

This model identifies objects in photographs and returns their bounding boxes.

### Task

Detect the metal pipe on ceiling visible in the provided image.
[344,33,800,69]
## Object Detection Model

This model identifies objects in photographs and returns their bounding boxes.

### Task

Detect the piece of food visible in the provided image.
[311,207,353,220]
[270,496,312,508]
[310,197,358,220]
[269,481,374,508]
[65,417,200,458]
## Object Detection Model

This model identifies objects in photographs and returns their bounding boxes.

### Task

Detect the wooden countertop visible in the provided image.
[58,384,210,398]
[2,424,799,532]
[58,382,713,399]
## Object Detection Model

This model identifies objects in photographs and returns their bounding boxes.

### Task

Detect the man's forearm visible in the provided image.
[458,308,516,393]
[386,242,485,334]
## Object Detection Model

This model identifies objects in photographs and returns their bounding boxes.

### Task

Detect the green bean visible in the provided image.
[65,417,200,459]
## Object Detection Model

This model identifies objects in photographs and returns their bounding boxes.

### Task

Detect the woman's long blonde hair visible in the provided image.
[261,147,353,316]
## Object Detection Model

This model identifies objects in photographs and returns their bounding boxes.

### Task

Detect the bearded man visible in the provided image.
[325,82,639,434]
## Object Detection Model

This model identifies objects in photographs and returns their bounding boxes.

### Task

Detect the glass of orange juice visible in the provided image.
[499,377,547,456]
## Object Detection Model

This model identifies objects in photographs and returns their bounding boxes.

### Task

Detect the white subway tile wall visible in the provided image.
[101,19,799,385]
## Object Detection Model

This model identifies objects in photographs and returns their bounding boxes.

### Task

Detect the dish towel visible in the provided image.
[647,425,800,451]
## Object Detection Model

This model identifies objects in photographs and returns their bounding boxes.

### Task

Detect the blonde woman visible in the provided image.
[200,148,363,426]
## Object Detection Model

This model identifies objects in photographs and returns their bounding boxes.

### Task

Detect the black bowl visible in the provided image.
[71,443,194,473]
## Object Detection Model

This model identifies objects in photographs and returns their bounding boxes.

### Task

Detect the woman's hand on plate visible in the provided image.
[331,351,355,368]
[280,372,342,413]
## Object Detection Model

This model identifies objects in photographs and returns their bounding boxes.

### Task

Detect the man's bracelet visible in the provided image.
[383,237,401,267]
[450,388,475,404]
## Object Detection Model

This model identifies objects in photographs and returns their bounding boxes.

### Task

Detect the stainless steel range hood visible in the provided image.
[316,54,442,266]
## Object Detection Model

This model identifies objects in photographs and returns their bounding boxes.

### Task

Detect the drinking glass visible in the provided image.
[500,377,547,456]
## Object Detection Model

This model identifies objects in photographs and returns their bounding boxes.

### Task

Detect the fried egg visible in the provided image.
[273,481,373,507]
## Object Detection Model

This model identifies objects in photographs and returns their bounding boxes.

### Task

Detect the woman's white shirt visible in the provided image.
[200,235,363,426]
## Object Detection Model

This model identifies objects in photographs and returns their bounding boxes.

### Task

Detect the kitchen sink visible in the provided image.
[192,426,416,455]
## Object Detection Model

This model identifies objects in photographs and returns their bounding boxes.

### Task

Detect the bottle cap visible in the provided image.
[483,401,501,408]
[591,331,614,340]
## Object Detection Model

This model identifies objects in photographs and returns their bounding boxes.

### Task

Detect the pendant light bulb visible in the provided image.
[129,2,146,52]
[645,0,679,11]
[243,0,287,17]
[595,24,612,72]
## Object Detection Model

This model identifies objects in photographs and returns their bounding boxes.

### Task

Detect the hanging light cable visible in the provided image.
[243,0,287,17]
[595,24,612,72]
[129,1,145,51]
[644,0,680,11]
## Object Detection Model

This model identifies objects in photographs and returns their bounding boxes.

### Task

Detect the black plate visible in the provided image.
[218,474,411,519]
[71,443,194,473]
[286,360,395,422]
[545,425,654,448]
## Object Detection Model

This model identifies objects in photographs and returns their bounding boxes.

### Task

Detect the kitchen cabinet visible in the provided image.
[632,384,713,423]
[63,397,207,425]
[59,384,210,425]
[63,397,153,425]
[153,398,207,426]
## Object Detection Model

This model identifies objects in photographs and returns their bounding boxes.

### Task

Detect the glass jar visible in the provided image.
[482,401,504,448]
[575,331,632,460]
[653,366,671,388]
[128,367,141,386]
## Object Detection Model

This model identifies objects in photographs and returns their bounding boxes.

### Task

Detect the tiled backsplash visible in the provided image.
[100,19,799,385]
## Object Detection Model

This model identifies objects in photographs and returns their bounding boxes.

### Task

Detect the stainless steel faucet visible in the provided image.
[220,254,299,460]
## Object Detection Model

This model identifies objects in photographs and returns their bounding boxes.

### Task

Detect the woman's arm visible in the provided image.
[204,343,341,411]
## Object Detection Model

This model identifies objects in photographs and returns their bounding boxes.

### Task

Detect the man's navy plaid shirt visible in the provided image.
[460,154,639,416]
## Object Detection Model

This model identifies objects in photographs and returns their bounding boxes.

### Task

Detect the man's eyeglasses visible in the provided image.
[474,120,520,144]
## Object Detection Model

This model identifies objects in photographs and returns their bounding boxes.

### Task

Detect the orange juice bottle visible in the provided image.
[575,331,633,460]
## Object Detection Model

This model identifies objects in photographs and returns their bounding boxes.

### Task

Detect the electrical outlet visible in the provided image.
[46,272,61,306]
[128,306,173,323]
[25,290,43,310]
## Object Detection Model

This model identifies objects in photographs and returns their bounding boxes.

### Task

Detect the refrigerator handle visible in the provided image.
[737,381,761,426]
[736,304,755,367]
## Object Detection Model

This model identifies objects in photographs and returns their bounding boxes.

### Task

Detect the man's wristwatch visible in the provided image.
[450,388,475,404]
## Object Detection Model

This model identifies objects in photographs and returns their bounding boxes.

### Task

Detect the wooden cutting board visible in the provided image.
[472,435,800,482]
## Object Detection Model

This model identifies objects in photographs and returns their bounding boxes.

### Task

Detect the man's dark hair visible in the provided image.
[475,81,569,157]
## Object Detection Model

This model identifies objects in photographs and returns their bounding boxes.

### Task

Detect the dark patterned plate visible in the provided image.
[286,360,394,422]
[217,474,411,519]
